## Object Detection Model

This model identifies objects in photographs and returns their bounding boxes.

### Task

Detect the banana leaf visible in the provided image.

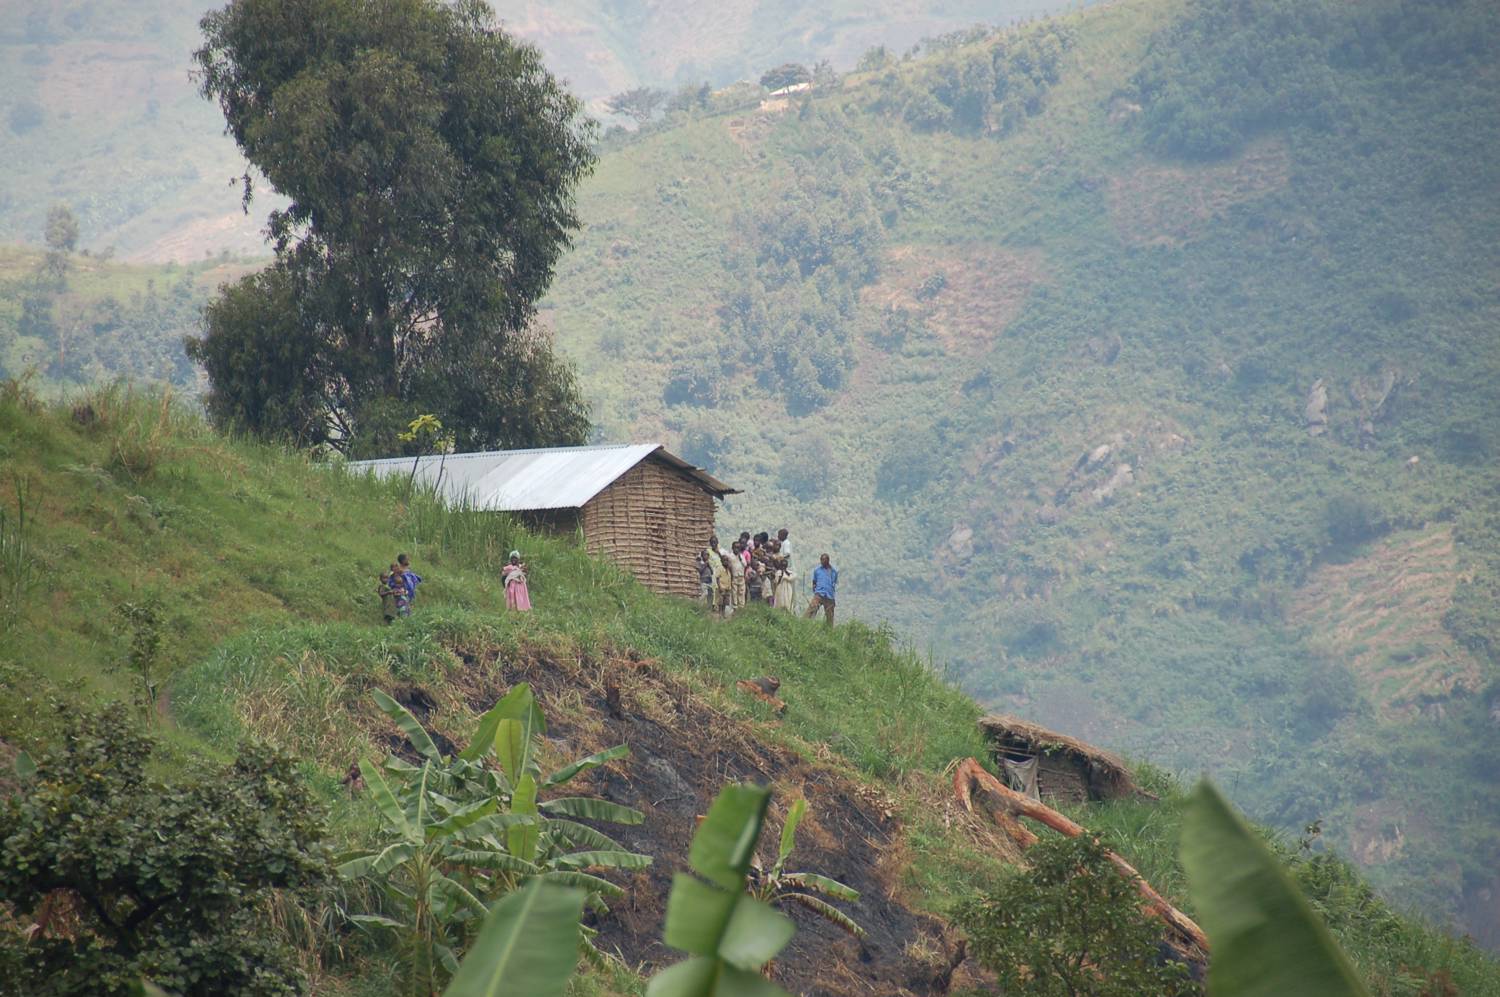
[373,688,442,762]
[546,818,625,852]
[784,892,866,938]
[544,743,631,788]
[540,797,645,825]
[441,879,585,997]
[690,784,771,890]
[508,773,540,862]
[780,872,858,901]
[776,799,806,869]
[551,849,653,871]
[427,798,498,839]
[358,758,413,841]
[1181,781,1370,997]
[537,869,627,898]
[646,956,790,997]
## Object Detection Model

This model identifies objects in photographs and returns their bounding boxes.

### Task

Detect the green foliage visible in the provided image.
[606,88,669,126]
[441,879,586,997]
[750,799,864,939]
[877,22,1073,135]
[187,264,330,445]
[1181,781,1369,997]
[0,475,39,628]
[711,126,887,413]
[114,596,166,715]
[646,784,795,997]
[191,0,595,454]
[0,705,330,996]
[1134,0,1500,159]
[1323,494,1387,548]
[44,205,78,254]
[759,64,811,91]
[779,436,835,501]
[954,833,1199,997]
[336,684,648,992]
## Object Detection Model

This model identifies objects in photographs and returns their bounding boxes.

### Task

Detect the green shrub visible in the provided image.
[955,834,1200,997]
[0,706,331,996]
[1324,494,1386,548]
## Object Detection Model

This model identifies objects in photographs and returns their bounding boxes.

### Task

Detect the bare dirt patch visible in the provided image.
[36,42,173,123]
[862,245,1046,357]
[407,640,967,997]
[1107,139,1290,247]
[1292,526,1483,714]
[126,212,270,264]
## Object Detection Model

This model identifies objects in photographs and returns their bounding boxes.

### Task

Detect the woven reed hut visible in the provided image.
[349,444,737,598]
[978,714,1140,804]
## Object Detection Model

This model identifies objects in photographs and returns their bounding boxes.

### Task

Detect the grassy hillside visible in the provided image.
[536,0,1500,945]
[2,385,1498,994]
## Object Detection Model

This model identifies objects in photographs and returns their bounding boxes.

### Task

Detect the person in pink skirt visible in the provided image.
[502,551,532,611]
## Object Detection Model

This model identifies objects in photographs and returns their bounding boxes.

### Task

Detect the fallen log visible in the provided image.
[953,757,1210,958]
[735,676,787,715]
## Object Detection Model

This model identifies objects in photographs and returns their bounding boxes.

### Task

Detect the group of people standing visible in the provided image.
[698,528,839,625]
[377,550,533,623]
[377,554,423,624]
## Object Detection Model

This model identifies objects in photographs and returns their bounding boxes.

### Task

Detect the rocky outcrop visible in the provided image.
[1305,378,1329,436]
[1091,463,1134,503]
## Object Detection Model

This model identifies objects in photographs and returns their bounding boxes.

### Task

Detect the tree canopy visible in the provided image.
[189,0,594,455]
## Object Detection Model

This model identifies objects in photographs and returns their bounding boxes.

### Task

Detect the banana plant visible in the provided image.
[750,799,864,939]
[339,684,651,990]
[646,784,797,997]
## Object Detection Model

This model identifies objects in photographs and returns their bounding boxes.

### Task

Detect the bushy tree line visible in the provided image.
[188,0,594,457]
[1133,0,1500,159]
[862,22,1074,135]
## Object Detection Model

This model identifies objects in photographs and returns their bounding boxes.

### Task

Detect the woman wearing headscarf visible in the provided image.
[502,551,532,611]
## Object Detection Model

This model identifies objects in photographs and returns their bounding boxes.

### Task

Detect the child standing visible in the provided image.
[389,563,411,618]
[378,570,398,624]
[697,550,715,606]
[715,554,735,619]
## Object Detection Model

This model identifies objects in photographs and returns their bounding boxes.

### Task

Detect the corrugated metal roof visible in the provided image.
[347,443,737,511]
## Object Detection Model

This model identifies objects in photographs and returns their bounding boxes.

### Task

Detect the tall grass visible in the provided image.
[0,475,39,628]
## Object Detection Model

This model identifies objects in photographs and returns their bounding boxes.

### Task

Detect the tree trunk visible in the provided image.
[952,757,1210,959]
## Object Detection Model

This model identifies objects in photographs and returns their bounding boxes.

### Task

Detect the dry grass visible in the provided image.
[1293,525,1483,713]
[1106,137,1291,246]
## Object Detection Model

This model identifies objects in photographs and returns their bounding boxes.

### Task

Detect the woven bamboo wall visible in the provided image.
[579,458,716,599]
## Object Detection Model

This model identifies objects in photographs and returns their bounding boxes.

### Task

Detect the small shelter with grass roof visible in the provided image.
[978,713,1142,805]
[350,444,737,599]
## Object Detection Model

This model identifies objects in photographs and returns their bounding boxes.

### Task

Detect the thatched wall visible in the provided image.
[979,714,1140,803]
[580,458,715,599]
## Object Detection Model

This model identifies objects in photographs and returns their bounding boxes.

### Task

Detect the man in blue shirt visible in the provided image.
[805,553,838,626]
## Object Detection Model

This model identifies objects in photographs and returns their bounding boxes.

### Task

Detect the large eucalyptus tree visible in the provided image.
[190,0,594,454]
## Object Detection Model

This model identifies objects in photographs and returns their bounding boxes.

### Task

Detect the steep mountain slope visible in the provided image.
[4,387,1499,994]
[538,0,1500,943]
[0,0,1075,261]
[494,0,1066,103]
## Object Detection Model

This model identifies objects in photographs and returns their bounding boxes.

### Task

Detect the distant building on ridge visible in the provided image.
[349,444,737,599]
